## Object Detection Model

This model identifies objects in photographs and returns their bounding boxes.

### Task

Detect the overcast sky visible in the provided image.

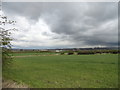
[2,2,118,49]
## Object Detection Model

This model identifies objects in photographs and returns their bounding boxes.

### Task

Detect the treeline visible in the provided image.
[60,50,120,55]
[12,49,120,55]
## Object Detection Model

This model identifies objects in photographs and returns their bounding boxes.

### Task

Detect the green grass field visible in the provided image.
[3,53,118,88]
[12,52,58,56]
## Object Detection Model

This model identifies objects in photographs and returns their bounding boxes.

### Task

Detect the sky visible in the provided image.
[2,2,118,49]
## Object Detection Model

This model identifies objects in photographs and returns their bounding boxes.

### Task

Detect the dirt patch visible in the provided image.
[2,79,28,88]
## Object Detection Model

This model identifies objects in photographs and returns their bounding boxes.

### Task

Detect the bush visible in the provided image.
[67,52,74,55]
[60,52,65,55]
[77,50,95,55]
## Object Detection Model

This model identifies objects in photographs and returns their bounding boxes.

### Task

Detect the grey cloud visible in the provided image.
[3,2,118,48]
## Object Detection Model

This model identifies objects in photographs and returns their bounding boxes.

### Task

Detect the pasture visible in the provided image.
[3,53,118,88]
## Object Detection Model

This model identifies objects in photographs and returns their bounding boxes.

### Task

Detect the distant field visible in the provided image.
[3,53,118,88]
[12,52,58,56]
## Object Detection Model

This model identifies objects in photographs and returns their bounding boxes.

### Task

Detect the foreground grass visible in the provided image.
[3,54,118,88]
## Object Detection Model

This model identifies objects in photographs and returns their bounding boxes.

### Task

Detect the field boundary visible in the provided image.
[12,54,60,58]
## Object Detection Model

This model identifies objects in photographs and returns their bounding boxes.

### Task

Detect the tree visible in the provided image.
[0,15,16,68]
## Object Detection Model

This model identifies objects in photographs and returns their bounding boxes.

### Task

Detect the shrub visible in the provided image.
[77,50,95,55]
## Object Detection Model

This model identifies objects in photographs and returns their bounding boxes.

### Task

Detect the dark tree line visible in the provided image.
[60,49,120,55]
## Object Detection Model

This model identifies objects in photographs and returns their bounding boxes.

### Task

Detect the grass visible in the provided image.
[3,54,118,88]
[12,52,58,56]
